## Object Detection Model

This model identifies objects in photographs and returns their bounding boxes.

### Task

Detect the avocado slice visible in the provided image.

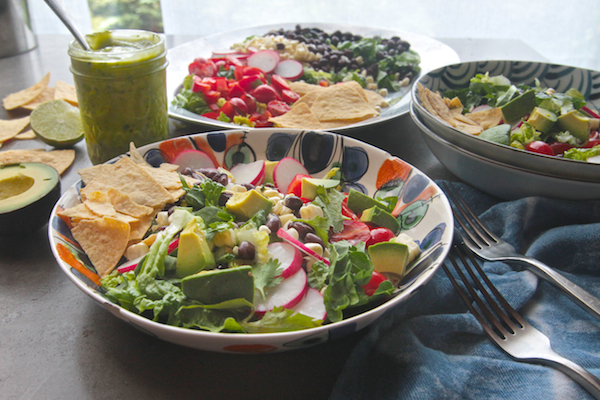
[0,162,60,235]
[181,265,254,304]
[527,107,557,133]
[360,205,399,234]
[300,177,340,200]
[346,188,388,215]
[176,219,215,278]
[368,241,409,276]
[557,110,592,142]
[225,189,273,221]
[478,124,511,145]
[500,90,537,123]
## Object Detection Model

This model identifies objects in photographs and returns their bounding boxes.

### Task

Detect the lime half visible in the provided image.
[30,99,84,148]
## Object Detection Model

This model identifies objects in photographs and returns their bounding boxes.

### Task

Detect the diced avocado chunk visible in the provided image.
[181,265,254,304]
[264,161,278,184]
[557,110,592,142]
[500,90,537,123]
[527,107,557,133]
[300,177,340,200]
[226,189,273,220]
[478,124,511,145]
[176,219,215,278]
[346,188,387,215]
[368,241,409,276]
[360,205,399,234]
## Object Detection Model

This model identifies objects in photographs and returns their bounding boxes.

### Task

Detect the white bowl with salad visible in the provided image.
[411,60,600,184]
[48,129,453,353]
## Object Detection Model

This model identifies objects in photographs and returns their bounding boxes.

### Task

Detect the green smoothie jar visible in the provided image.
[68,30,169,165]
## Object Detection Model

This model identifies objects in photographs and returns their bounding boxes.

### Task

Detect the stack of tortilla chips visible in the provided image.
[269,81,388,129]
[58,144,199,277]
[0,73,79,173]
[417,83,503,135]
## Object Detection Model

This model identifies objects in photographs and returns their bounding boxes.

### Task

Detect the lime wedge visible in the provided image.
[30,99,84,148]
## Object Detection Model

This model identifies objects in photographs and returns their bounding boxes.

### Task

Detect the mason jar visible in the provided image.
[68,30,169,165]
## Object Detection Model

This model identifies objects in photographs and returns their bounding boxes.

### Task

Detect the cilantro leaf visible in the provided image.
[313,186,346,233]
[252,259,283,300]
[201,179,225,207]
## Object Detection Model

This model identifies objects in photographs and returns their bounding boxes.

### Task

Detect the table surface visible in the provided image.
[0,35,546,400]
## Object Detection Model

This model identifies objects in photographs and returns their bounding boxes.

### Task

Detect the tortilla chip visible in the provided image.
[3,73,51,110]
[342,81,369,102]
[128,142,151,167]
[0,149,74,174]
[159,163,180,172]
[364,89,388,108]
[0,116,30,142]
[168,188,186,203]
[106,187,153,218]
[71,216,130,277]
[289,81,322,96]
[84,191,117,217]
[80,157,173,209]
[319,119,367,129]
[14,129,36,140]
[58,203,99,221]
[269,102,323,129]
[21,87,56,110]
[311,84,378,122]
[77,164,113,185]
[417,83,437,116]
[465,107,503,130]
[128,213,155,243]
[54,81,78,106]
[293,89,322,109]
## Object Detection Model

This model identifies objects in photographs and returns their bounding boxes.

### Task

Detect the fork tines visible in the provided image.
[441,182,498,249]
[443,244,526,341]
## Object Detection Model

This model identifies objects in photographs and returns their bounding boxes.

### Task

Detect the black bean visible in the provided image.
[218,191,232,207]
[276,43,285,50]
[289,221,314,239]
[180,167,193,176]
[241,183,255,190]
[265,213,281,233]
[214,173,229,186]
[304,232,324,247]
[284,195,303,211]
[330,36,339,46]
[238,241,255,260]
[376,51,386,60]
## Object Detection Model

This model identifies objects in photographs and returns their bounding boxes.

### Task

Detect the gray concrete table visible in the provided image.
[0,35,545,400]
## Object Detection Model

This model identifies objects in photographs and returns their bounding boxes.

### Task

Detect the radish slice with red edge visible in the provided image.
[229,160,266,186]
[272,157,309,193]
[247,50,280,74]
[254,267,307,316]
[277,228,329,265]
[168,238,179,254]
[172,149,217,172]
[117,255,144,273]
[268,242,302,278]
[582,106,600,119]
[290,287,327,320]
[274,59,304,81]
[470,104,492,113]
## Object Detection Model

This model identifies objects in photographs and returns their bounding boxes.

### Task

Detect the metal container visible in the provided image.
[0,0,37,58]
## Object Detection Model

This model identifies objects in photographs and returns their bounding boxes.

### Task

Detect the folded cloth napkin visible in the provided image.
[330,181,600,400]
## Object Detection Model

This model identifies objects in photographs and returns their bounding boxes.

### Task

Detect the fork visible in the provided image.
[444,241,600,399]
[441,181,600,322]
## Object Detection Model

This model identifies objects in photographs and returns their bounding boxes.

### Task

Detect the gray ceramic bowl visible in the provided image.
[410,102,600,200]
[411,60,600,183]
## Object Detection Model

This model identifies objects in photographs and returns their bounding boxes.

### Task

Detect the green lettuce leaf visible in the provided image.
[242,307,323,332]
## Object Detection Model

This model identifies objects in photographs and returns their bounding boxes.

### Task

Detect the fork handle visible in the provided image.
[534,351,600,399]
[512,256,600,322]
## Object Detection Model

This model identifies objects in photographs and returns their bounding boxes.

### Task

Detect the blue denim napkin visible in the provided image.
[330,182,600,400]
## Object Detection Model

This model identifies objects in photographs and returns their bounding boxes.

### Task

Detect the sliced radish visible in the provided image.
[268,242,302,278]
[229,160,266,186]
[117,256,143,273]
[247,50,280,74]
[290,288,327,320]
[254,267,307,316]
[168,238,179,254]
[211,49,241,57]
[172,149,217,172]
[582,106,600,119]
[277,228,329,265]
[470,104,492,113]
[274,59,304,81]
[272,157,309,192]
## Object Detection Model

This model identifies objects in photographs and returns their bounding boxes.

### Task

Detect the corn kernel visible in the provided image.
[305,242,323,257]
[156,211,169,226]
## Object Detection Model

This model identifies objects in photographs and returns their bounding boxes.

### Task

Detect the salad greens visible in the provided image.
[101,168,399,334]
[444,72,600,160]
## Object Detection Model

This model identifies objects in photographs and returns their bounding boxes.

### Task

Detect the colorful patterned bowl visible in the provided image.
[411,60,600,183]
[48,128,453,353]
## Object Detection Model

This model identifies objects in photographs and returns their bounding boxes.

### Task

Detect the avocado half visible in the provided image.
[0,162,61,235]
